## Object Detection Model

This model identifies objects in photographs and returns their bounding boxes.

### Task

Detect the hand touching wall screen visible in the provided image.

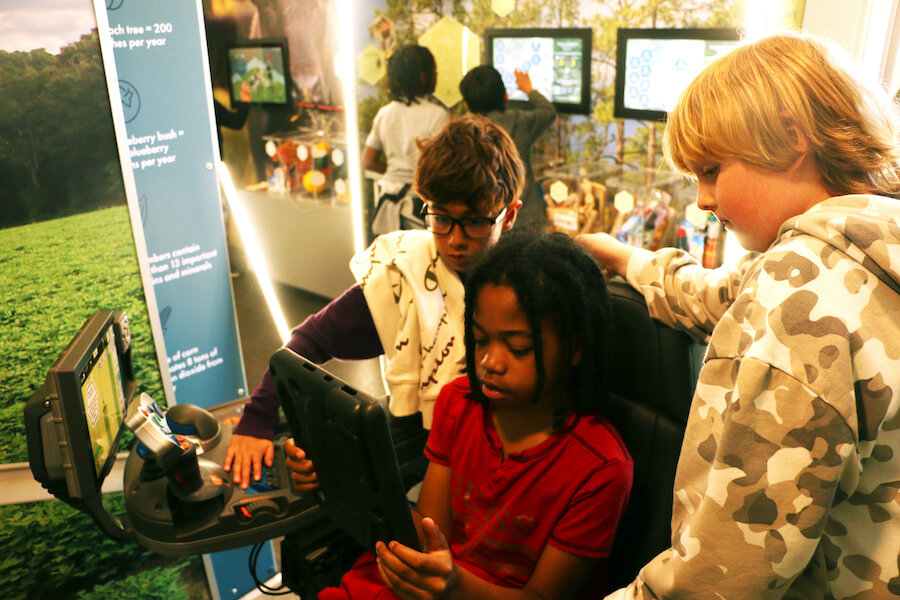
[485,28,592,115]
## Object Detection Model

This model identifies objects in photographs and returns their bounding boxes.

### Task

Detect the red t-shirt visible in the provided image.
[318,376,633,600]
[425,376,633,589]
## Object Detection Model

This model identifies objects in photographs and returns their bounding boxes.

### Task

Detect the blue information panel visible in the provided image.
[92,2,269,598]
[93,0,247,408]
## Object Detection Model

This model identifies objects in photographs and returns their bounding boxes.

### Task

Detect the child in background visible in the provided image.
[225,115,524,490]
[460,65,556,232]
[364,44,449,234]
[577,33,900,599]
[317,232,633,600]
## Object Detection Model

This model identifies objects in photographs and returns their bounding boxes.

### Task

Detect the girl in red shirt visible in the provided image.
[320,231,633,600]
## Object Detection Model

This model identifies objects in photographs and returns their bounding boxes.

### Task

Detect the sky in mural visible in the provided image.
[0,0,96,53]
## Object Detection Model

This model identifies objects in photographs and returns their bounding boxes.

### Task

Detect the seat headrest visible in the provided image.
[602,278,706,592]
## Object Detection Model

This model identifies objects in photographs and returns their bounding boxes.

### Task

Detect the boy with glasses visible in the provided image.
[225,115,524,489]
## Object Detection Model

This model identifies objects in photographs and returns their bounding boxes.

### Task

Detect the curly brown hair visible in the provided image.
[414,114,525,215]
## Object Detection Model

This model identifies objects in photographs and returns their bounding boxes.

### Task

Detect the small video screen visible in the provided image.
[227,42,289,105]
[621,36,740,113]
[80,325,128,477]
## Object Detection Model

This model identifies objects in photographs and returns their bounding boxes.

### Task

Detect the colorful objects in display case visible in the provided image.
[263,132,348,201]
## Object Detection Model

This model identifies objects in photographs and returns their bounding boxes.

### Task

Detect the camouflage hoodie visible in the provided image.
[608,195,900,599]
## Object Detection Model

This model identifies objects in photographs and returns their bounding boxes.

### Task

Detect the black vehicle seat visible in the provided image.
[603,278,706,591]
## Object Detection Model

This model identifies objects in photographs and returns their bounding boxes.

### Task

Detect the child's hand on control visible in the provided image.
[375,518,458,600]
[514,69,533,94]
[224,433,274,489]
[283,437,319,492]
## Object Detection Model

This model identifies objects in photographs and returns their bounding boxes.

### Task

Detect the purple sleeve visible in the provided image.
[233,284,384,439]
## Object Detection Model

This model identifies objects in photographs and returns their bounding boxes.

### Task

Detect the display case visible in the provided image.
[540,161,619,237]
[262,127,350,204]
[539,164,727,266]
[604,167,681,251]
[235,117,358,298]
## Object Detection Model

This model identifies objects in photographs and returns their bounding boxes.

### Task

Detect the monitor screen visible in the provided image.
[80,324,128,477]
[227,40,291,106]
[26,311,135,500]
[485,28,592,115]
[614,28,742,121]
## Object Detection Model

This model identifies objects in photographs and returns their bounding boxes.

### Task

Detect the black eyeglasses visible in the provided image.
[421,207,507,239]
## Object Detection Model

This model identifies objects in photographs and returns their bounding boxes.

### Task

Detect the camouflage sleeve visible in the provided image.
[624,248,760,343]
[607,357,856,600]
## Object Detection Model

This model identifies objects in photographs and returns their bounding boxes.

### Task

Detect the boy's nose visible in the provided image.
[448,224,469,247]
[696,183,716,212]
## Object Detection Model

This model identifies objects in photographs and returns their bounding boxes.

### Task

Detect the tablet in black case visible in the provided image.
[269,348,421,552]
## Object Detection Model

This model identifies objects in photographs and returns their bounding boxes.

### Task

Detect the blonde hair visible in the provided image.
[665,32,900,196]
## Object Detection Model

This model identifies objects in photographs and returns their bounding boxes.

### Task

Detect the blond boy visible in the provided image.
[580,33,900,599]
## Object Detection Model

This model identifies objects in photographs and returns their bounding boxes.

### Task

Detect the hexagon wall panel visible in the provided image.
[358,44,386,86]
[419,16,480,108]
[492,0,515,17]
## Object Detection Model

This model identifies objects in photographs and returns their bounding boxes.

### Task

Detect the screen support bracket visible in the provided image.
[26,387,135,542]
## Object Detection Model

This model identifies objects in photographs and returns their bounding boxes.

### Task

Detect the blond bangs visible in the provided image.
[666,40,802,175]
[667,33,900,195]
[664,55,745,177]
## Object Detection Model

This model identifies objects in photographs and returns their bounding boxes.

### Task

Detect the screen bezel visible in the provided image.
[270,348,422,552]
[613,27,742,122]
[484,27,593,116]
[225,38,292,107]
[26,312,135,500]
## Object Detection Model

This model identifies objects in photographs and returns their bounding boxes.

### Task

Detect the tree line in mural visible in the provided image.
[0,31,124,229]
[370,0,742,168]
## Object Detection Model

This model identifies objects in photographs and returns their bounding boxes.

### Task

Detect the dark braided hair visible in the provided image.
[388,45,437,105]
[464,231,613,415]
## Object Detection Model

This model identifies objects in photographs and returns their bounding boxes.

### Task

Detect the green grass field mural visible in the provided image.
[0,205,165,464]
[0,205,200,599]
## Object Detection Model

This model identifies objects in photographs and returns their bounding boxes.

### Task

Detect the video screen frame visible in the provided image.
[484,27,593,116]
[25,311,135,500]
[270,348,422,552]
[614,27,742,121]
[226,38,292,106]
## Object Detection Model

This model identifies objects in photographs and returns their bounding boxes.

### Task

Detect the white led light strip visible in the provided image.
[217,162,291,343]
